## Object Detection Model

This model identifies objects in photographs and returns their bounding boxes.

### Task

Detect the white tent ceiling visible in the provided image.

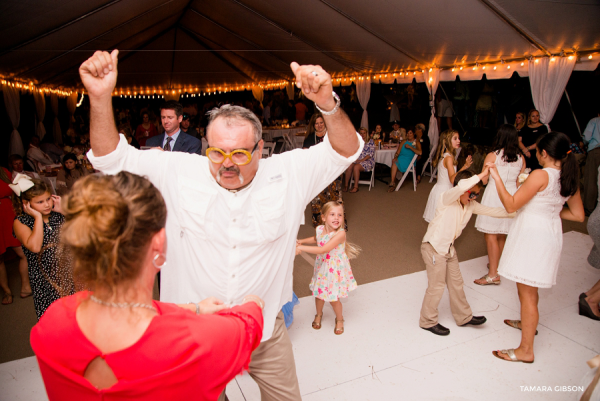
[0,0,598,93]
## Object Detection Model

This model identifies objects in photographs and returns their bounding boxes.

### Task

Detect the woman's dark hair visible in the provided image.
[492,124,520,163]
[453,170,475,187]
[536,132,578,197]
[62,153,83,179]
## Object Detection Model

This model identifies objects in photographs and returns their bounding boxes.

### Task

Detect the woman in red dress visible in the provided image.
[0,167,31,305]
[134,112,158,146]
[30,172,264,400]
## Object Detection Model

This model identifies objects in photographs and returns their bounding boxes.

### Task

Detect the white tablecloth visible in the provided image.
[374,147,398,168]
[262,126,307,142]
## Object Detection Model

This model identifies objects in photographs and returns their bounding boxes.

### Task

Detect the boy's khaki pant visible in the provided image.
[419,242,473,328]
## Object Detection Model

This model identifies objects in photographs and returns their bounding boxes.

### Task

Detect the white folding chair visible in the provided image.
[263,142,275,156]
[350,167,375,191]
[395,154,418,191]
[262,148,270,158]
[282,133,295,152]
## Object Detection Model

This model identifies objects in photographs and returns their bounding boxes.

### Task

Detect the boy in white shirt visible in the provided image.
[420,165,514,336]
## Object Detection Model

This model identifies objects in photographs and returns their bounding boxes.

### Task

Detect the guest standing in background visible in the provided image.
[518,109,548,171]
[580,166,600,321]
[583,112,600,215]
[135,111,158,147]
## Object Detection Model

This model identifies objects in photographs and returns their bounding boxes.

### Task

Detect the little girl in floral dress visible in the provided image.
[296,201,359,335]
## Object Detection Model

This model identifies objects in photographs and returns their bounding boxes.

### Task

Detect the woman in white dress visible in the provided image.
[423,130,472,222]
[489,132,584,364]
[474,125,525,286]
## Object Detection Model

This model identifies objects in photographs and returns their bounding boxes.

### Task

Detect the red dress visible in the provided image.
[135,123,158,146]
[0,168,21,254]
[31,292,263,401]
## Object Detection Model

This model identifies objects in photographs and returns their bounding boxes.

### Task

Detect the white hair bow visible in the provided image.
[9,173,35,196]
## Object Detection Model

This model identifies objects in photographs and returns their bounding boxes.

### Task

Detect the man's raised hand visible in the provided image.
[290,62,336,112]
[79,50,119,99]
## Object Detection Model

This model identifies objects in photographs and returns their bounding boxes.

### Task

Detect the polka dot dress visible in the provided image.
[15,212,72,320]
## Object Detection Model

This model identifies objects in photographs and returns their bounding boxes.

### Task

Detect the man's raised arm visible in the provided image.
[290,62,359,157]
[79,50,120,157]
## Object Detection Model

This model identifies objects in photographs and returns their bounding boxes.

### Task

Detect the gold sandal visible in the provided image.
[312,314,323,330]
[334,318,344,335]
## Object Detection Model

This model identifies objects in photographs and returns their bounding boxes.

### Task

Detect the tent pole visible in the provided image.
[564,89,582,138]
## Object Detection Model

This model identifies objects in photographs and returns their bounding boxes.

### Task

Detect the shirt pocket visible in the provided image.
[251,179,287,243]
[179,176,216,239]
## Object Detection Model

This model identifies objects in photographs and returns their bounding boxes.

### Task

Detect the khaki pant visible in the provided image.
[419,242,472,328]
[219,311,301,401]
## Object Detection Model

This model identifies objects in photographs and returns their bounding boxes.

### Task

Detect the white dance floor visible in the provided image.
[1,231,598,400]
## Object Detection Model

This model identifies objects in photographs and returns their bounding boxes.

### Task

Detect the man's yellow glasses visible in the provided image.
[206,142,260,166]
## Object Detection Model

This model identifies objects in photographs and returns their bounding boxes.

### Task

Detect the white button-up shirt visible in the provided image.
[88,133,363,340]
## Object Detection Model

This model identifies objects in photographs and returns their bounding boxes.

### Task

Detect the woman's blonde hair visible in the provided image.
[11,179,51,216]
[320,201,361,259]
[60,172,167,297]
[432,129,459,167]
[527,109,541,125]
[514,112,526,129]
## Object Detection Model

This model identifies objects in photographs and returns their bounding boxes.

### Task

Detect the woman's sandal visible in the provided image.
[492,349,534,364]
[504,319,538,335]
[334,318,344,335]
[2,292,13,305]
[312,314,323,330]
[474,274,501,286]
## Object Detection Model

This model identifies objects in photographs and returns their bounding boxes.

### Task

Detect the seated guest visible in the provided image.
[30,172,264,400]
[119,126,140,149]
[40,136,64,164]
[343,127,375,193]
[388,127,422,191]
[56,153,90,195]
[8,154,39,180]
[370,124,386,142]
[389,121,403,142]
[180,113,198,137]
[415,123,430,183]
[27,136,55,171]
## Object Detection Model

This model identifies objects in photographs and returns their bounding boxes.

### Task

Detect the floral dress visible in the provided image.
[358,139,376,172]
[309,226,357,302]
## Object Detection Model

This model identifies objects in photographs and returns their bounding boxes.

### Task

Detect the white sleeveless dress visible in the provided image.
[498,168,569,288]
[423,153,455,223]
[475,150,523,234]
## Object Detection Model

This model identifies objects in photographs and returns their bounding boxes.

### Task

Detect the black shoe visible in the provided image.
[580,293,587,302]
[579,297,600,321]
[421,323,450,336]
[460,316,487,326]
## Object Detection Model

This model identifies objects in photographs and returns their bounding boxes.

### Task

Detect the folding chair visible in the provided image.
[395,154,418,191]
[350,167,375,191]
[282,133,295,152]
[262,148,270,158]
[263,142,275,156]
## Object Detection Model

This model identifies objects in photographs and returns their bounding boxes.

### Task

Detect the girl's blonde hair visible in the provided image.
[320,201,361,259]
[514,112,526,129]
[432,129,459,167]
[11,179,51,216]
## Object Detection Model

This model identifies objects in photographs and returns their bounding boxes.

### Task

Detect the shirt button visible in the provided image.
[233,219,236,223]
[233,245,236,249]
[231,274,236,278]
[180,231,184,237]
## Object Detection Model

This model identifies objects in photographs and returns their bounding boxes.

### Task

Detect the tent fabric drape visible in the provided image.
[66,93,78,125]
[286,83,295,101]
[528,57,576,128]
[33,91,46,141]
[3,86,25,157]
[356,78,371,130]
[423,68,440,154]
[51,94,62,145]
[251,86,264,108]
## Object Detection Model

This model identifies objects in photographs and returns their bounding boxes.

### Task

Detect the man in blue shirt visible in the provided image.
[146,101,201,155]
[583,113,600,215]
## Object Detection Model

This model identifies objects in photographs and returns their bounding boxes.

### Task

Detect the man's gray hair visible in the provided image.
[416,123,426,132]
[206,104,262,143]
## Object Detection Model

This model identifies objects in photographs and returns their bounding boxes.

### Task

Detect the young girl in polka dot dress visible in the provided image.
[296,201,359,335]
[11,174,71,319]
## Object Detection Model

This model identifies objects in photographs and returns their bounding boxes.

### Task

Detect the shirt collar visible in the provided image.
[165,129,181,144]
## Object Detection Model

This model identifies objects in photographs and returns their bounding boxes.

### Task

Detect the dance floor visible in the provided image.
[1,231,598,400]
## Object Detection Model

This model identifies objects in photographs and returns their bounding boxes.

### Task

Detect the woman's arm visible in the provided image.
[560,190,585,222]
[518,136,531,158]
[480,152,496,185]
[489,164,546,213]
[297,236,317,245]
[406,141,422,155]
[393,140,407,161]
[13,208,44,253]
[297,231,346,255]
